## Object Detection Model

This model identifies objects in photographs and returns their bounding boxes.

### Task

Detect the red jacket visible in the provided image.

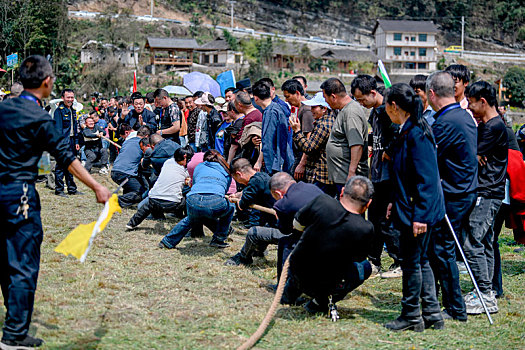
[506,149,525,243]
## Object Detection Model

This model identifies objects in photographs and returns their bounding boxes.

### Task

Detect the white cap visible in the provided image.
[301,91,330,109]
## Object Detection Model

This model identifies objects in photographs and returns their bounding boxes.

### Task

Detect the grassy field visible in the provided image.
[2,176,524,349]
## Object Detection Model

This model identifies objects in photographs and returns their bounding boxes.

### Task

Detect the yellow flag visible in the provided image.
[55,194,121,262]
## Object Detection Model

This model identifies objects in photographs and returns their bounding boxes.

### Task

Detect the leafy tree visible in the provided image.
[503,66,525,107]
[223,29,239,51]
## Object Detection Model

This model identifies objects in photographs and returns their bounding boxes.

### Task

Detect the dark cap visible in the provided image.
[234,78,251,93]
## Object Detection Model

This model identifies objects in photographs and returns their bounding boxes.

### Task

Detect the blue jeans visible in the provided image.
[161,194,234,248]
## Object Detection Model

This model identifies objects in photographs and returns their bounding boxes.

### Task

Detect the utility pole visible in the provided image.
[461,16,464,57]
[150,0,153,17]
[230,0,235,28]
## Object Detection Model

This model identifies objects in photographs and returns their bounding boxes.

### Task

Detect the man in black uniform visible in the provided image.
[53,88,81,197]
[0,55,111,349]
[120,92,157,131]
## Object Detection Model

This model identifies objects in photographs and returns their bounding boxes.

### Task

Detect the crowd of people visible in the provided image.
[1,54,525,348]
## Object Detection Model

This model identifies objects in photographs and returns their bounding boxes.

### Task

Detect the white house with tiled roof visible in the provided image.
[372,19,439,73]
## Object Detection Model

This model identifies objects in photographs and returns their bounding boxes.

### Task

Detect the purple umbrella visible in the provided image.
[183,71,221,98]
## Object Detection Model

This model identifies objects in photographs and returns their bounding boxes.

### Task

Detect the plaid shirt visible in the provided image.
[293,113,335,184]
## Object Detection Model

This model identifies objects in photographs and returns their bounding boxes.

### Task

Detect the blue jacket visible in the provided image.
[261,101,294,174]
[273,95,291,116]
[432,103,478,195]
[147,139,180,175]
[391,117,445,228]
[124,108,157,131]
[112,137,143,176]
[53,101,78,142]
[189,161,232,196]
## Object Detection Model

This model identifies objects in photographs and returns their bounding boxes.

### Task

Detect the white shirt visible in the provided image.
[149,158,188,203]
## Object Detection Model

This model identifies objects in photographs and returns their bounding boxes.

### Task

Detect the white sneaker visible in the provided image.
[465,291,498,314]
[99,167,108,175]
[381,266,403,279]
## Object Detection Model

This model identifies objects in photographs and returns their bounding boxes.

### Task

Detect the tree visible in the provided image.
[503,66,525,107]
[190,12,202,38]
[223,29,238,51]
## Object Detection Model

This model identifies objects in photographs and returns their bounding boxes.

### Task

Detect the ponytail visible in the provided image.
[385,83,434,144]
[203,149,230,174]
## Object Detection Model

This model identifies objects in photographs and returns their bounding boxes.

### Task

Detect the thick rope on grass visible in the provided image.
[237,257,290,350]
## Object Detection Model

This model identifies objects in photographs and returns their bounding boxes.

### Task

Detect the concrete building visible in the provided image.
[81,40,139,67]
[197,38,245,68]
[372,19,438,73]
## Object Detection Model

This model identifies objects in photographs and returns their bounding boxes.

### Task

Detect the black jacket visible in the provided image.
[0,91,76,182]
[53,101,78,142]
[123,108,157,131]
[432,103,478,195]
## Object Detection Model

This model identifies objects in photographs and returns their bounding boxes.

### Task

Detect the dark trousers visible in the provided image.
[84,147,109,173]
[277,235,298,281]
[240,227,284,259]
[128,197,185,227]
[55,138,77,194]
[368,181,401,267]
[109,143,118,164]
[282,260,372,306]
[0,182,42,341]
[492,203,509,298]
[313,181,338,198]
[429,192,475,319]
[111,170,143,208]
[398,223,441,321]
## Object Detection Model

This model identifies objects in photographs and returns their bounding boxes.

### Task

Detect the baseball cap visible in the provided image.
[194,92,213,106]
[301,91,330,109]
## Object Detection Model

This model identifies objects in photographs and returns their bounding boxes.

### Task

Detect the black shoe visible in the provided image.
[68,191,84,195]
[224,253,253,266]
[304,299,326,315]
[424,317,445,330]
[441,309,467,322]
[158,241,171,249]
[252,250,266,258]
[384,316,424,332]
[126,222,137,230]
[209,238,229,248]
[1,335,44,349]
[55,191,68,198]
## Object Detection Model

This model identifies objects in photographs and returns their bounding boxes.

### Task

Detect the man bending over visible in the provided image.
[282,176,374,315]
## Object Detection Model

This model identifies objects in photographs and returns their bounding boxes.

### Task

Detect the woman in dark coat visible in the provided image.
[384,83,446,332]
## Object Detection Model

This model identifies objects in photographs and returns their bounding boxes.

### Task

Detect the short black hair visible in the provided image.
[281,79,305,96]
[174,145,195,162]
[100,97,108,102]
[137,125,152,137]
[320,78,347,96]
[139,137,151,148]
[350,75,377,95]
[225,87,236,94]
[131,92,144,102]
[465,81,498,107]
[252,81,271,100]
[89,110,97,116]
[19,55,53,89]
[107,106,116,114]
[293,75,307,87]
[445,64,470,83]
[119,123,132,135]
[145,92,155,103]
[230,158,253,174]
[343,176,374,206]
[184,95,193,101]
[153,88,169,99]
[61,88,74,97]
[258,77,275,88]
[409,74,428,91]
[193,91,204,99]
